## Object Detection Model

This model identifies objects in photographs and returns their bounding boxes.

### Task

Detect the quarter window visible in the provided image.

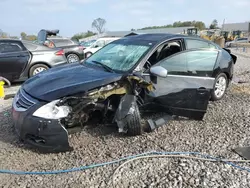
[185,39,215,49]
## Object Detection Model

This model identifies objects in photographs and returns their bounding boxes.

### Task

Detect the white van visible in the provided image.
[84,37,120,58]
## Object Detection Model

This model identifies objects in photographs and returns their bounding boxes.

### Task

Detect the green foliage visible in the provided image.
[20,32,37,41]
[20,32,27,39]
[209,19,219,29]
[71,31,96,41]
[139,21,206,30]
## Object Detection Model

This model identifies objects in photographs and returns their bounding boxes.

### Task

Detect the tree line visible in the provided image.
[138,19,219,30]
[1,18,219,41]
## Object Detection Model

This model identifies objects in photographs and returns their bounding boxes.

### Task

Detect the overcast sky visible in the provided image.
[0,0,249,37]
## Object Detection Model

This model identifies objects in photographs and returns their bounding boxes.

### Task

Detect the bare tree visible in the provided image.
[92,18,106,34]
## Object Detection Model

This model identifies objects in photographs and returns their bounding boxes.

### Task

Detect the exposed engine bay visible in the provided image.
[57,75,156,135]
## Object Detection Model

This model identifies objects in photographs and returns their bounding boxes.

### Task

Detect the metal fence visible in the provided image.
[230,43,250,58]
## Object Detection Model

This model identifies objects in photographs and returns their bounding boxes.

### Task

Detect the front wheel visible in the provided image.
[125,103,142,136]
[211,73,228,101]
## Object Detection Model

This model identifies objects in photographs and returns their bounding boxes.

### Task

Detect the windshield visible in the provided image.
[81,40,96,47]
[85,40,152,72]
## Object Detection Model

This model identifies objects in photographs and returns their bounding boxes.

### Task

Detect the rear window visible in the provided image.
[49,39,74,47]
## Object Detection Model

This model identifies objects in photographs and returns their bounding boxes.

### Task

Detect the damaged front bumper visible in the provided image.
[12,95,72,153]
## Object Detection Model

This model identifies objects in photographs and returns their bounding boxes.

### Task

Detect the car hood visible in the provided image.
[23,63,123,101]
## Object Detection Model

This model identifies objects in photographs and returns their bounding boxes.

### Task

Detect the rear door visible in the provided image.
[145,49,219,119]
[0,41,30,81]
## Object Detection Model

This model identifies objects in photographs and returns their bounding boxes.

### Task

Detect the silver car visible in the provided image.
[0,39,68,82]
[225,37,249,47]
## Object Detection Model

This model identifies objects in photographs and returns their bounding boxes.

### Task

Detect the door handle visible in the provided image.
[197,87,207,95]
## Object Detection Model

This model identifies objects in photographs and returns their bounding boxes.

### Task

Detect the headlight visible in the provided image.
[33,100,71,119]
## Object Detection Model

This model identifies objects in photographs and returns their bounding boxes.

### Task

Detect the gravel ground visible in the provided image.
[1,55,250,188]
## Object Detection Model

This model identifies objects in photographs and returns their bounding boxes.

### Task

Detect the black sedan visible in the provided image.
[0,39,68,82]
[12,33,236,152]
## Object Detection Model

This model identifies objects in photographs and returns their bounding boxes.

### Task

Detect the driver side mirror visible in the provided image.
[94,45,99,48]
[150,66,168,78]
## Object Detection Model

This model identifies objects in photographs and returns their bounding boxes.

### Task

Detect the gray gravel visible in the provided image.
[1,55,250,188]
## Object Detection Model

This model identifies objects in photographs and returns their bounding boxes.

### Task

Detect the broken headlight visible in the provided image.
[33,100,71,119]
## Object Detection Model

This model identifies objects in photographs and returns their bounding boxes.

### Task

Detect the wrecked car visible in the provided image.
[12,33,237,152]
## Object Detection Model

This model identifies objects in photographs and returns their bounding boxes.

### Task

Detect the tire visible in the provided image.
[211,73,228,101]
[125,104,142,136]
[29,64,49,77]
[85,52,92,58]
[67,54,80,63]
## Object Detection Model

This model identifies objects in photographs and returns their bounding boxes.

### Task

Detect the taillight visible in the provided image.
[55,49,64,56]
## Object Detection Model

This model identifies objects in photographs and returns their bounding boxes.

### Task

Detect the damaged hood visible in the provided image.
[23,63,123,101]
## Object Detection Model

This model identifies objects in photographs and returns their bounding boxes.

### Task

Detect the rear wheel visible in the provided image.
[67,54,79,63]
[29,64,49,77]
[211,73,228,101]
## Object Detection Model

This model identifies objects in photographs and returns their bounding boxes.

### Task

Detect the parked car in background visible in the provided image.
[80,40,96,49]
[12,33,237,152]
[0,39,68,82]
[37,29,85,63]
[83,37,120,58]
[225,37,249,47]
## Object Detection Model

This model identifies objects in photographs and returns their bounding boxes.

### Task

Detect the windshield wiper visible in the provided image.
[91,60,114,73]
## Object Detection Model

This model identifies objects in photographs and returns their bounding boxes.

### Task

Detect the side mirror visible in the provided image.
[94,45,99,48]
[150,66,168,78]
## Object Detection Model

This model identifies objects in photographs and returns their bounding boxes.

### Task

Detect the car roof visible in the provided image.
[122,33,209,44]
[0,38,22,42]
[125,33,188,42]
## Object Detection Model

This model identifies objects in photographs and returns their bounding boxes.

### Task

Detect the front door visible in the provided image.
[0,41,30,81]
[143,49,220,119]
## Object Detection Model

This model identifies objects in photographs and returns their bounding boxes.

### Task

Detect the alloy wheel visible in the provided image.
[214,76,227,98]
[67,54,79,63]
[33,67,47,75]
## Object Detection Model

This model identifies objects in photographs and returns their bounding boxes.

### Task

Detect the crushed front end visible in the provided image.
[12,75,155,153]
[12,89,72,153]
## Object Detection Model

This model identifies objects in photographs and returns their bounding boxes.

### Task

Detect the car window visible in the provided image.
[158,50,218,77]
[0,42,23,53]
[159,51,188,75]
[186,50,218,77]
[94,40,105,48]
[85,41,152,72]
[208,43,217,49]
[50,39,73,47]
[185,39,214,49]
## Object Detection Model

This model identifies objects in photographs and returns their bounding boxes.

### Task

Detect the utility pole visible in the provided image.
[222,19,225,31]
